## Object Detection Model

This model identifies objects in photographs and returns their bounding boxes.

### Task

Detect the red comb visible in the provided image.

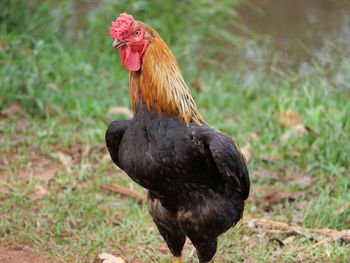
[110,13,135,39]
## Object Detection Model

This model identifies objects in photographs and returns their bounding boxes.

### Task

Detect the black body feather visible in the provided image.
[106,101,249,262]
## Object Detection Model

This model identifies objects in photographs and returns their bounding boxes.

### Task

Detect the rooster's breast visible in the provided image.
[117,114,217,193]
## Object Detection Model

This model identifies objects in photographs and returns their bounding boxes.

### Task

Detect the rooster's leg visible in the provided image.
[152,216,185,259]
[189,237,217,263]
[148,193,186,260]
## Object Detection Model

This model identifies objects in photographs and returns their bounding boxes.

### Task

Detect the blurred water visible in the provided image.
[43,0,350,78]
[236,0,350,71]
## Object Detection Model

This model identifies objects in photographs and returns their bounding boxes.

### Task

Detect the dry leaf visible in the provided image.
[108,106,133,118]
[271,247,284,257]
[246,132,259,140]
[261,153,283,163]
[292,211,302,224]
[1,102,22,117]
[56,151,71,166]
[296,201,311,210]
[29,184,49,200]
[264,190,289,204]
[16,118,30,131]
[114,211,124,220]
[280,123,307,143]
[247,237,257,248]
[56,151,72,174]
[280,167,293,178]
[241,143,253,163]
[296,251,307,261]
[290,173,315,186]
[263,189,304,205]
[81,143,90,157]
[289,191,305,200]
[282,235,296,245]
[278,109,302,128]
[253,169,278,179]
[99,253,125,263]
[35,163,58,182]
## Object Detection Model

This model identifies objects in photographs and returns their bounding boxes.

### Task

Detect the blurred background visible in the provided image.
[0,0,349,262]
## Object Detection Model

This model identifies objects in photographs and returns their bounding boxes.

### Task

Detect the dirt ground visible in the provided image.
[0,245,63,263]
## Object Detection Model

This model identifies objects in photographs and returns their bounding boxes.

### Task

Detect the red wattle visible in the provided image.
[120,45,141,71]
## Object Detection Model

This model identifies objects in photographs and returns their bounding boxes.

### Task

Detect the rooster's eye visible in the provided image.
[134,30,140,35]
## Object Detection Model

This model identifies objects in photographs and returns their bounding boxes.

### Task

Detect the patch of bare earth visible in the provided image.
[0,245,64,263]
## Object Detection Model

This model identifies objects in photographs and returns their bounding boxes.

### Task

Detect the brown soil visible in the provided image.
[0,245,64,263]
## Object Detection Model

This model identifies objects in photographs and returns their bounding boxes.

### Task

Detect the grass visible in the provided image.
[1,0,349,262]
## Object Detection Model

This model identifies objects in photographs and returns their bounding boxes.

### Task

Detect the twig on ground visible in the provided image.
[102,183,147,204]
[99,185,350,245]
[243,215,350,243]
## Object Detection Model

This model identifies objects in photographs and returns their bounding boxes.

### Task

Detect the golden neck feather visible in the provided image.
[129,28,205,125]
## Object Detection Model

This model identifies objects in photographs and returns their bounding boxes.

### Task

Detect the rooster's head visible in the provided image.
[110,13,151,71]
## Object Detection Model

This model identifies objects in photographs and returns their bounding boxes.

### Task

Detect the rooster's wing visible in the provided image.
[200,127,250,200]
[106,119,131,167]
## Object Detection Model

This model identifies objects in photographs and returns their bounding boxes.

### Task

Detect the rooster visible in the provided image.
[106,13,250,263]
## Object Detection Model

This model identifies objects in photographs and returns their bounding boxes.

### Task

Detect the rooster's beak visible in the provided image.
[112,39,128,49]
